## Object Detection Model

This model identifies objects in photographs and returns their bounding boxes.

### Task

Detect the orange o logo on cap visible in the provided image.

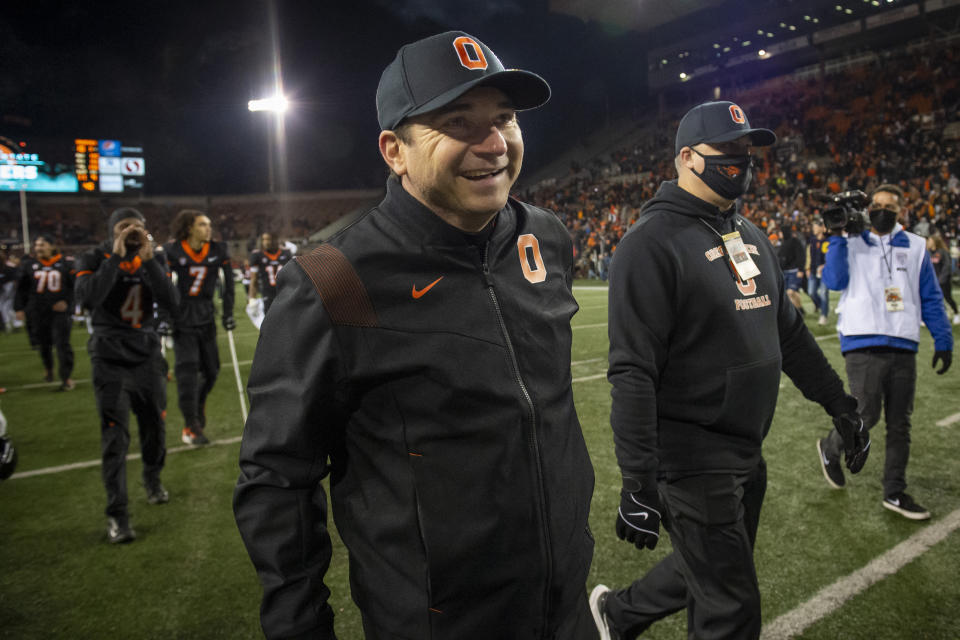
[729,104,746,124]
[453,36,488,70]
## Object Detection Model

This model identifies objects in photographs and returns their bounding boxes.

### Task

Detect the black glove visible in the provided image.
[932,350,952,375]
[156,320,174,337]
[833,410,870,473]
[615,475,662,551]
[222,314,236,331]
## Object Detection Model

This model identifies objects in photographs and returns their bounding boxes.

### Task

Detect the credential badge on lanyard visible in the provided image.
[884,286,904,312]
[722,231,761,281]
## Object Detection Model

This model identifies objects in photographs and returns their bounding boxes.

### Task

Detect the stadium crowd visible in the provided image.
[520,41,960,283]
[2,41,958,293]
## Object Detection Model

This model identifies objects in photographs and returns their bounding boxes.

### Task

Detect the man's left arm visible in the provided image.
[13,263,31,313]
[778,298,847,411]
[777,283,868,471]
[918,250,953,373]
[60,259,77,312]
[142,257,181,315]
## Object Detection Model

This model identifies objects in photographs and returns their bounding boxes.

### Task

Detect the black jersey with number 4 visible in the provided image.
[249,248,292,298]
[14,254,75,315]
[164,240,234,328]
[75,247,179,363]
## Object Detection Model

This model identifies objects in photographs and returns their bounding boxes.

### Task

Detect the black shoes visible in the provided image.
[883,492,930,520]
[817,439,845,489]
[107,516,136,544]
[590,584,621,640]
[145,480,169,505]
[817,438,930,520]
[181,426,210,446]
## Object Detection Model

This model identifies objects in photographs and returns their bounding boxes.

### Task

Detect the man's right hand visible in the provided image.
[833,411,870,473]
[113,226,140,258]
[615,475,662,551]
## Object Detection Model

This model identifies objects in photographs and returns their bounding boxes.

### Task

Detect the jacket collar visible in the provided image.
[380,175,515,249]
[646,180,737,229]
[861,223,909,247]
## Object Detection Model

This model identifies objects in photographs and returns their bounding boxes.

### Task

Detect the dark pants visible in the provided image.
[173,323,220,429]
[807,274,828,317]
[29,311,74,381]
[93,354,168,518]
[824,349,916,497]
[942,279,957,315]
[263,295,275,315]
[361,590,597,640]
[606,461,768,640]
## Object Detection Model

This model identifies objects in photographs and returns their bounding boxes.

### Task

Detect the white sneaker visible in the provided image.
[953,314,960,325]
[589,584,619,640]
[818,315,828,326]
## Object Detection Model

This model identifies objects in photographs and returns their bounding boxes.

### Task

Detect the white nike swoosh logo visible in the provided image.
[628,511,649,520]
[888,498,900,507]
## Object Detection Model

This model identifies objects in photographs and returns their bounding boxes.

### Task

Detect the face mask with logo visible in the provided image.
[691,149,753,200]
[869,208,898,234]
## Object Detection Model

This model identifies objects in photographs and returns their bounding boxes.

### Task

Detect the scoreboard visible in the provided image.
[1,135,145,193]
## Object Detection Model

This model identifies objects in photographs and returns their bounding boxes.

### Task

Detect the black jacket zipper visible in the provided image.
[480,240,553,637]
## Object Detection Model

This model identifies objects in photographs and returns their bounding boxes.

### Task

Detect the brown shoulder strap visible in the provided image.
[295,245,377,327]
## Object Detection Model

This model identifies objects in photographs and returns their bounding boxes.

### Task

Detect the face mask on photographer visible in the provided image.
[869,207,898,235]
[691,149,753,200]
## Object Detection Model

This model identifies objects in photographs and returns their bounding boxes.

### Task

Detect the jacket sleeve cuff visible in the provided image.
[824,393,857,418]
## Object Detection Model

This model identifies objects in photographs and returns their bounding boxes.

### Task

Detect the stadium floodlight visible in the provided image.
[248,95,289,113]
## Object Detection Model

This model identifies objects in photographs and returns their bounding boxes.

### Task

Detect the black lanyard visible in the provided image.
[879,235,894,281]
[699,217,742,282]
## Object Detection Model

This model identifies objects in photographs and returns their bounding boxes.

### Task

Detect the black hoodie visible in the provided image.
[75,243,179,363]
[608,181,847,477]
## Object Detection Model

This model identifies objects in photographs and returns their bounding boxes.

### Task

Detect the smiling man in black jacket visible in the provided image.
[590,102,869,640]
[233,32,595,640]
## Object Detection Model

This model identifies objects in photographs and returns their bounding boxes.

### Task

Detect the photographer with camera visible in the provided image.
[75,208,179,542]
[818,184,954,520]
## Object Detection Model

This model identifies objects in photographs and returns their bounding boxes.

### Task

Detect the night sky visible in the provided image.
[2,1,649,195]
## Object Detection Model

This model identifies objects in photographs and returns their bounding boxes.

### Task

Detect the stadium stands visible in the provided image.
[518,36,960,279]
[3,36,958,283]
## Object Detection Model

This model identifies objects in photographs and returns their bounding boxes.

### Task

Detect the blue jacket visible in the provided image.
[822,224,953,353]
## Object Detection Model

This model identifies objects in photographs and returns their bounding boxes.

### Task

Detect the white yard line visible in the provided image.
[572,373,607,383]
[935,412,960,427]
[572,322,607,330]
[10,368,608,480]
[8,435,244,480]
[761,507,960,639]
[3,361,253,392]
[5,379,91,391]
[571,357,605,366]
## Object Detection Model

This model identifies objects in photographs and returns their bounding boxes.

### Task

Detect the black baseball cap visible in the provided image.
[376,31,551,131]
[107,207,145,240]
[675,101,776,156]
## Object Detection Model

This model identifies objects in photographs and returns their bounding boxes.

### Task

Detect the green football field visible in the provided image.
[1,283,958,639]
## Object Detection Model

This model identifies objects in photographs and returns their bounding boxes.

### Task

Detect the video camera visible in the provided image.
[820,190,869,235]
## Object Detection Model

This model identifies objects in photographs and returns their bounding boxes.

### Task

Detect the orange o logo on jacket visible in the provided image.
[453,36,488,70]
